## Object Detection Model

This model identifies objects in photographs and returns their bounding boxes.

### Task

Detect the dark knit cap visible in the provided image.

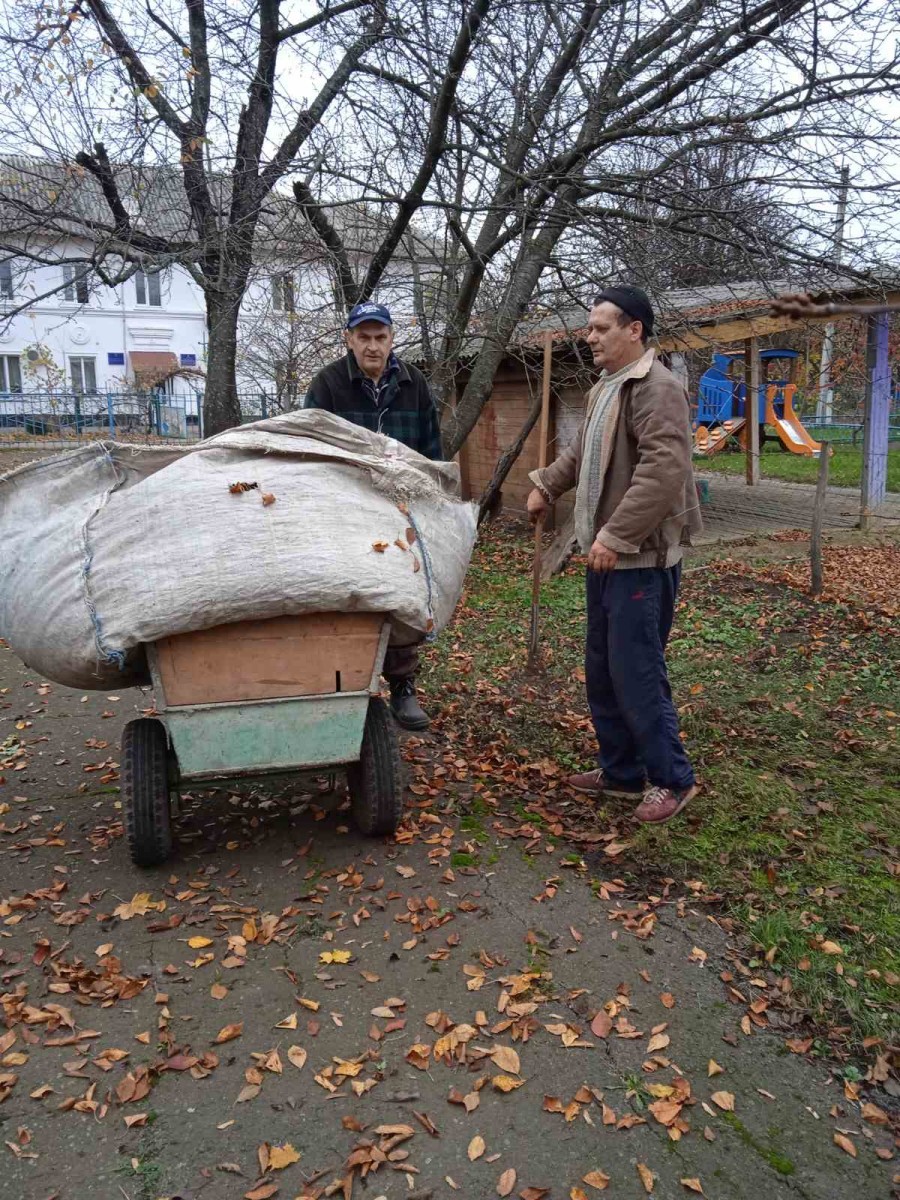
[592,285,655,336]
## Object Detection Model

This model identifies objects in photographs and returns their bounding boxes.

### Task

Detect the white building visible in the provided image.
[0,156,439,436]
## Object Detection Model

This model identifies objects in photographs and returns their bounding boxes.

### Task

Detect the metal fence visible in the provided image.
[0,390,285,445]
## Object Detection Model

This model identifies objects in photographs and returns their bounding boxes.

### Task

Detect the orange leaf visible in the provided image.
[492,1074,524,1093]
[660,993,676,1009]
[711,1091,734,1112]
[490,1046,520,1074]
[833,1133,857,1158]
[591,1011,612,1039]
[261,493,276,507]
[496,1167,516,1196]
[244,1184,279,1200]
[215,1022,243,1044]
[582,1169,610,1190]
[571,1190,589,1200]
[637,1163,655,1194]
[210,983,228,1000]
[372,540,389,553]
[268,1143,300,1170]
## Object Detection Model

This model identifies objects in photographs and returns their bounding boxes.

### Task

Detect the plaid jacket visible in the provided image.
[304,352,443,460]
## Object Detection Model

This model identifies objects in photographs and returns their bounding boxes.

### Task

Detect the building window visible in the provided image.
[62,263,90,304]
[0,259,12,300]
[69,356,97,394]
[0,354,22,392]
[272,273,295,313]
[135,269,162,307]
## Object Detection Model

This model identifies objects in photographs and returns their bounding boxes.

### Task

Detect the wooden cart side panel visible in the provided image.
[155,613,384,706]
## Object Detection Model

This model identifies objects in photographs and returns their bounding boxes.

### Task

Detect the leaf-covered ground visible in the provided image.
[0,527,898,1199]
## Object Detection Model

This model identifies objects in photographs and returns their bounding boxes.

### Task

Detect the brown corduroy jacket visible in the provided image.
[530,352,702,564]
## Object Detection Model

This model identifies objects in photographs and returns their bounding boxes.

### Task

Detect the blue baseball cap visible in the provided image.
[346,302,392,329]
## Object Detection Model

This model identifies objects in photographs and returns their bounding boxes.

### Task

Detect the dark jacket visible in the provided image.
[304,352,443,460]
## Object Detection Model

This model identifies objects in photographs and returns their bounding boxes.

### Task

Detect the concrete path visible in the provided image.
[1,643,896,1200]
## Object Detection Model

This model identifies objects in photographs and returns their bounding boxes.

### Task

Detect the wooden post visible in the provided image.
[810,443,830,597]
[744,336,760,485]
[527,332,554,668]
[860,312,891,531]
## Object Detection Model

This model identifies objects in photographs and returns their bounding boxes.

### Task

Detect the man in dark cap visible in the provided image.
[526,286,702,824]
[304,302,442,730]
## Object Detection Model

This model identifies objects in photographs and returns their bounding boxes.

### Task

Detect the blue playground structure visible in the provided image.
[693,348,822,457]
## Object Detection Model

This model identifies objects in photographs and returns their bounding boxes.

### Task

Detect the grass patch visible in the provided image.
[699,441,900,491]
[421,527,900,1049]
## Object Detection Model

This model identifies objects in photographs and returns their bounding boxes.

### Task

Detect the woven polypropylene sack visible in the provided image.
[0,411,477,689]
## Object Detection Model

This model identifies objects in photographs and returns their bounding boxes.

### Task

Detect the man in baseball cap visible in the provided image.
[304,302,443,731]
[526,284,702,824]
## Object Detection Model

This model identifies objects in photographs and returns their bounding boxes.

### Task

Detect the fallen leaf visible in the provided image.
[268,1143,300,1170]
[244,1184,279,1200]
[590,1011,612,1039]
[497,1167,516,1195]
[680,1179,704,1194]
[862,1102,889,1126]
[711,1091,735,1111]
[274,1014,297,1030]
[287,1046,307,1071]
[188,936,213,949]
[707,1060,723,1077]
[660,993,676,1009]
[261,493,276,507]
[647,1033,670,1053]
[582,1169,610,1190]
[491,1046,520,1074]
[819,941,843,956]
[372,540,389,553]
[468,1135,486,1161]
[833,1132,857,1158]
[492,1075,524,1093]
[571,1190,589,1200]
[637,1163,655,1193]
[319,950,351,965]
[215,1022,244,1044]
[211,984,228,1000]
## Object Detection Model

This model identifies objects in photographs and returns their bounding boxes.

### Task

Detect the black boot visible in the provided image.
[389,679,431,731]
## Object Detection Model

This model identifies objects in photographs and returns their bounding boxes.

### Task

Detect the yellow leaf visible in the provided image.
[297,997,319,1011]
[268,1142,301,1170]
[95,943,114,957]
[188,937,213,949]
[274,1013,298,1029]
[497,1167,517,1196]
[214,1022,243,1044]
[491,1045,520,1075]
[820,940,843,956]
[833,1132,857,1158]
[637,1163,655,1194]
[680,1180,704,1195]
[468,1135,485,1161]
[582,1169,610,1190]
[492,1075,525,1093]
[287,1045,307,1070]
[319,950,351,965]
[711,1091,735,1112]
[571,1190,590,1200]
[707,1060,723,1077]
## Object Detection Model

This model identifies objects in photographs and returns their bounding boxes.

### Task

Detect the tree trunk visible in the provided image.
[203,292,243,436]
[477,382,544,524]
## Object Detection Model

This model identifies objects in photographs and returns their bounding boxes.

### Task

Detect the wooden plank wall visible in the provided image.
[460,359,588,519]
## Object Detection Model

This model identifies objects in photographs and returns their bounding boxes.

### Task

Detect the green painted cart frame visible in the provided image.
[120,615,404,866]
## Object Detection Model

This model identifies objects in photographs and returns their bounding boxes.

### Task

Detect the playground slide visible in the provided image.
[694,418,745,456]
[771,414,822,456]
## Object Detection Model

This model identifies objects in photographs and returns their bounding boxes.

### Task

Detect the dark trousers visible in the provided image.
[585,565,694,792]
[384,643,420,683]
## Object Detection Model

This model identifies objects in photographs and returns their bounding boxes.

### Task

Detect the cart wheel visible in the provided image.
[347,697,404,836]
[121,718,174,867]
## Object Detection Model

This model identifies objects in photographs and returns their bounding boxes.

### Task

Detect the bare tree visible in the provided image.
[292,0,900,473]
[0,0,388,434]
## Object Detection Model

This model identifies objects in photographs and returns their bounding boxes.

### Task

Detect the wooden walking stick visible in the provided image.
[527,331,554,668]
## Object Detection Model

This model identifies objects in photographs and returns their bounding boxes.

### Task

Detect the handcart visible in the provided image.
[120,613,403,865]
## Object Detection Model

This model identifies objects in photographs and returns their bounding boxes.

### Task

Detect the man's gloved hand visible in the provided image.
[587,537,618,572]
[526,488,549,525]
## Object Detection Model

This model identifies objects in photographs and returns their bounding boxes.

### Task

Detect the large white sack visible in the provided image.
[0,410,478,689]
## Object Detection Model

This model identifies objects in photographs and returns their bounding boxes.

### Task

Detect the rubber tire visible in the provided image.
[347,697,404,836]
[121,718,174,867]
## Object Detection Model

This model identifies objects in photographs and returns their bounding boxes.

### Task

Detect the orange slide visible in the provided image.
[765,385,823,456]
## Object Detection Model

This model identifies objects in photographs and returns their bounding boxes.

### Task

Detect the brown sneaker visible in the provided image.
[566,768,644,799]
[633,784,698,824]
